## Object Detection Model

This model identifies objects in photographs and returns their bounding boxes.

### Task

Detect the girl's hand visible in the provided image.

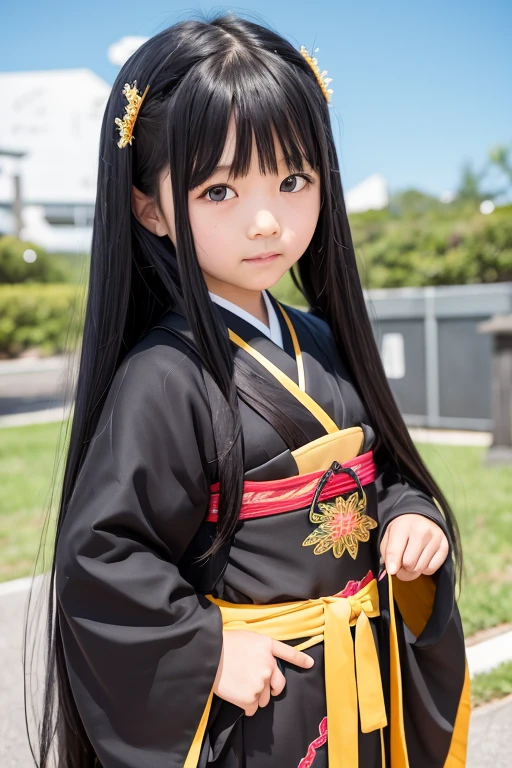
[213,629,315,716]
[380,513,450,582]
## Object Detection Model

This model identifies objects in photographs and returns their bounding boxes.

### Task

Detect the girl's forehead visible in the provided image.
[215,120,311,177]
[217,138,273,170]
[216,118,238,167]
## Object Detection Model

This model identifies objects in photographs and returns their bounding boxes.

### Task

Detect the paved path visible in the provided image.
[0,588,39,767]
[0,355,71,420]
[467,695,512,768]
[1,582,510,766]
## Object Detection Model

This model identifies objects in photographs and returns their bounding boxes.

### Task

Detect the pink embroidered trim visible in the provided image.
[207,450,376,521]
[297,717,328,768]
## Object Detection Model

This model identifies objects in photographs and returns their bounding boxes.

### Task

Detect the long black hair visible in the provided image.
[28,12,462,767]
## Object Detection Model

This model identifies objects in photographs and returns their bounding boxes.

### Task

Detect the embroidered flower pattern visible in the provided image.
[302,491,377,558]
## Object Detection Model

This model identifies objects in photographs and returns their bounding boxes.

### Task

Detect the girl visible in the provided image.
[36,13,470,768]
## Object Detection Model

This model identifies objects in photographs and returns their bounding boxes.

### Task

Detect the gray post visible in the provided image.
[13,174,23,238]
[0,149,26,238]
[478,315,512,464]
[424,286,440,428]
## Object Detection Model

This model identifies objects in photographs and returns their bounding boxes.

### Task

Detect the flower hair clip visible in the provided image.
[114,80,150,148]
[299,46,333,103]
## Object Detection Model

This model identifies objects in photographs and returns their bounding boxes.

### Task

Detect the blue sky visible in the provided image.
[3,0,510,198]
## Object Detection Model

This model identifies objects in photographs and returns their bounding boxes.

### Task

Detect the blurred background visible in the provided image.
[0,2,511,766]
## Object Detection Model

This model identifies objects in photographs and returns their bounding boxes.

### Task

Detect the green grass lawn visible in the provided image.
[471,661,512,708]
[0,421,64,581]
[1,422,511,637]
[416,442,512,636]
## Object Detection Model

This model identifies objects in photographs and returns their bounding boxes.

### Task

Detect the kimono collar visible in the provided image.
[208,289,284,349]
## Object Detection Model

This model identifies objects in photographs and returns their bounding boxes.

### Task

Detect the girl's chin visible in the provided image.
[202,259,293,293]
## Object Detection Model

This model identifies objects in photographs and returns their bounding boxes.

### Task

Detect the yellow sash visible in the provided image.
[183,576,409,768]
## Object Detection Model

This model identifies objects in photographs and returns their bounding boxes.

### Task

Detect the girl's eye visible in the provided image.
[204,185,236,203]
[201,174,312,201]
[280,174,311,193]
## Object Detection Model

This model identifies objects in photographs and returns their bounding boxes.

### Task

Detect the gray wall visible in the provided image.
[364,283,512,431]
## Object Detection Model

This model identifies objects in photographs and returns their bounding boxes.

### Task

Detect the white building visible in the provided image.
[344,173,389,213]
[0,69,110,252]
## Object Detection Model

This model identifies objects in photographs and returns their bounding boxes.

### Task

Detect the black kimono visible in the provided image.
[55,291,470,768]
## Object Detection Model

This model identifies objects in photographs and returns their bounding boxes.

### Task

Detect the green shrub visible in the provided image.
[351,205,512,288]
[0,283,85,357]
[0,236,71,284]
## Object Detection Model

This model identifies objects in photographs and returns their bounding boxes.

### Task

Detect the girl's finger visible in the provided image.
[244,699,259,717]
[413,539,441,574]
[395,567,421,581]
[269,663,287,697]
[401,535,429,573]
[379,526,390,561]
[384,523,410,576]
[258,682,272,708]
[271,639,315,669]
[423,542,450,576]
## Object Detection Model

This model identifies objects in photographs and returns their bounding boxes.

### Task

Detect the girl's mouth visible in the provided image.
[244,252,281,263]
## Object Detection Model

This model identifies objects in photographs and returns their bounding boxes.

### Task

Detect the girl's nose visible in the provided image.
[248,209,281,239]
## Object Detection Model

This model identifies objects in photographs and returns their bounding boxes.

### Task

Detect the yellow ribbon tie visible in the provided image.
[184,579,388,768]
[295,586,388,767]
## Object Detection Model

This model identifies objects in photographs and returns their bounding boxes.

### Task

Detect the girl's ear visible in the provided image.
[131,185,168,236]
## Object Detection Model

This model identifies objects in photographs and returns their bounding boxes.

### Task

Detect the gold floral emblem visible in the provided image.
[302,492,377,558]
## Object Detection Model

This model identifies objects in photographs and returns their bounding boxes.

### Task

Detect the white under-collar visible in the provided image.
[208,289,284,349]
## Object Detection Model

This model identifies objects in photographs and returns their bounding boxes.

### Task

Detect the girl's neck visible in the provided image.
[204,278,269,327]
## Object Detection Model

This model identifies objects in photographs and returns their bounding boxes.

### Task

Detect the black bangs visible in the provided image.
[170,49,323,190]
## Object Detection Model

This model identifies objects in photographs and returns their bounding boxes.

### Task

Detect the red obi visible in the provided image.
[207,450,376,522]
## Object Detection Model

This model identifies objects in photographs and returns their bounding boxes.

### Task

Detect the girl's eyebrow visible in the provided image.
[211,157,312,175]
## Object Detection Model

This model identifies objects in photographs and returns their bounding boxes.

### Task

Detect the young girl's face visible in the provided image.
[156,116,321,297]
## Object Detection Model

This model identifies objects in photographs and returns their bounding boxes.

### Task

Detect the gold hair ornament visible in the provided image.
[299,46,333,103]
[114,80,150,148]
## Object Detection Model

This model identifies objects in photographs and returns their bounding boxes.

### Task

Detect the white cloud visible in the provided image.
[108,36,149,67]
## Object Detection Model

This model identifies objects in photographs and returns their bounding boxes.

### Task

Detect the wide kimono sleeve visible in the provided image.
[372,443,470,768]
[55,342,223,768]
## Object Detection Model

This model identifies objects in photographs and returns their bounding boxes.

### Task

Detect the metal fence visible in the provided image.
[364,282,512,431]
